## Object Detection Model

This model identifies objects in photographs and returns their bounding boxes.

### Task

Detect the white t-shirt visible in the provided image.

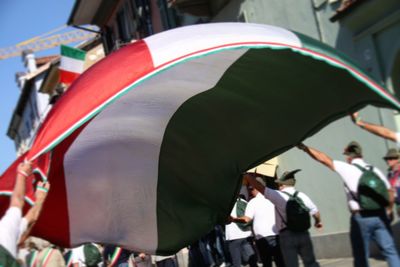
[396,132,400,147]
[264,186,318,232]
[245,192,277,239]
[0,207,28,258]
[333,158,390,211]
[71,245,86,266]
[225,199,253,241]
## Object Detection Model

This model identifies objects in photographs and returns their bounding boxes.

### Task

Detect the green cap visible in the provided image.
[383,148,399,160]
[343,141,362,157]
[275,169,301,186]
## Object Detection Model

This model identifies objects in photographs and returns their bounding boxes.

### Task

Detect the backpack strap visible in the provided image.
[345,163,367,202]
[281,191,292,198]
[343,182,358,202]
[352,163,365,172]
[276,191,293,226]
[353,163,374,172]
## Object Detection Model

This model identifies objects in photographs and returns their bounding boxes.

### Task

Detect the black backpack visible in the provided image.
[282,191,311,232]
[353,164,389,210]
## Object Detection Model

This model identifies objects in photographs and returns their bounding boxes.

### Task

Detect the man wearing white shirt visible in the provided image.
[244,170,321,267]
[298,141,400,267]
[233,177,284,267]
[225,192,257,267]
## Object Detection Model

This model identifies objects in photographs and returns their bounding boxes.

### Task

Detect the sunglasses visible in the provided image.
[385,157,398,161]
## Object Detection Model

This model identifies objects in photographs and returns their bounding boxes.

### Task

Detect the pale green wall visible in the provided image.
[212,0,400,239]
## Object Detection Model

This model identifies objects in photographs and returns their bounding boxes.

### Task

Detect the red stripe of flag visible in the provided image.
[59,69,80,85]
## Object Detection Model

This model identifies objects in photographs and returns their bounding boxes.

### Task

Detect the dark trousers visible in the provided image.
[255,235,285,267]
[227,238,258,267]
[279,230,319,267]
[156,258,177,267]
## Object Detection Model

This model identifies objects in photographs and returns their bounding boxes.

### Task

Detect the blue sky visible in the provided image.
[0,0,75,173]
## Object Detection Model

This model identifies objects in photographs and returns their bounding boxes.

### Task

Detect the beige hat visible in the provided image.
[383,148,399,160]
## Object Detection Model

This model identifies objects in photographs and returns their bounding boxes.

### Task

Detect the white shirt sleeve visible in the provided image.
[396,132,400,147]
[298,192,319,215]
[0,207,23,258]
[18,217,28,241]
[244,199,255,219]
[71,246,85,264]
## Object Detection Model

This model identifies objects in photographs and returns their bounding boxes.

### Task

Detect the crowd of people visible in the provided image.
[1,112,400,267]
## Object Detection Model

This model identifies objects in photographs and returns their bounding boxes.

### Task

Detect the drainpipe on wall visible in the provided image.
[311,0,326,43]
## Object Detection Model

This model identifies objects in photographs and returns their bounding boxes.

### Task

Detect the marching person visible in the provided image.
[298,141,400,267]
[225,193,258,267]
[232,176,285,267]
[244,170,321,267]
[0,161,50,266]
[383,148,400,216]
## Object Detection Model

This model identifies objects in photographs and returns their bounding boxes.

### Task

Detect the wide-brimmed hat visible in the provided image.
[275,169,301,186]
[343,141,362,157]
[383,148,400,160]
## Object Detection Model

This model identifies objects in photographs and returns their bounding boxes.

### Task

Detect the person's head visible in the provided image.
[343,141,362,163]
[247,176,265,197]
[275,169,301,190]
[383,148,400,169]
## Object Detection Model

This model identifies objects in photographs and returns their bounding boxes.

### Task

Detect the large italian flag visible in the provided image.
[1,23,399,254]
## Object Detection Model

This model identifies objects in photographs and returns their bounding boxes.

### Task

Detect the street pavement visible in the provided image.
[301,257,386,266]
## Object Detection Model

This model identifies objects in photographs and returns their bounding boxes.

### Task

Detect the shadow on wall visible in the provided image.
[391,51,400,97]
[211,0,246,23]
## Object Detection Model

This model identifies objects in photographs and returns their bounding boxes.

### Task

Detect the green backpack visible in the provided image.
[282,191,311,232]
[83,243,102,266]
[353,164,389,210]
[235,198,252,231]
[0,245,20,267]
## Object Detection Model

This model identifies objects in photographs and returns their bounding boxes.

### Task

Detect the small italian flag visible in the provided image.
[59,44,86,85]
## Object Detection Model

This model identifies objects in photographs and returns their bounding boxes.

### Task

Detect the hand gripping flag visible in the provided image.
[1,23,400,255]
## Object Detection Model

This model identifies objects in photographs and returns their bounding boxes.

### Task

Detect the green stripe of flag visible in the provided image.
[155,47,396,253]
[61,44,86,60]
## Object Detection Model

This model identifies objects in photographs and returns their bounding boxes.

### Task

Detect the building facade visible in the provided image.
[7,51,53,155]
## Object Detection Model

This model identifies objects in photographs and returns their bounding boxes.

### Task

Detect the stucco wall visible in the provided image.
[212,0,400,258]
